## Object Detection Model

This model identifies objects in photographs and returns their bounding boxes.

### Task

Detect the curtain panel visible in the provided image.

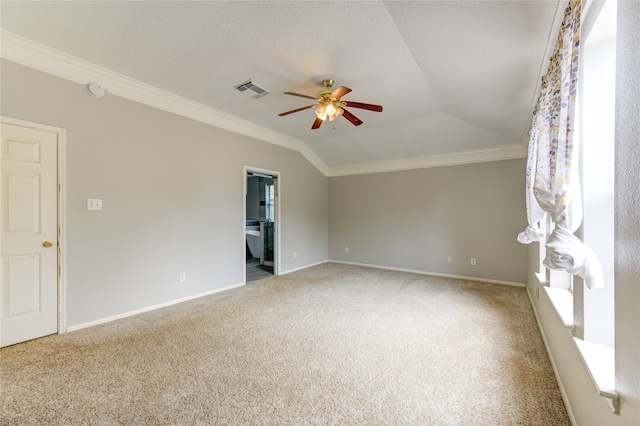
[518,0,603,289]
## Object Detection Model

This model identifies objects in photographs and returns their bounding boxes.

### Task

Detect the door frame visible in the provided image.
[243,165,280,282]
[1,116,67,335]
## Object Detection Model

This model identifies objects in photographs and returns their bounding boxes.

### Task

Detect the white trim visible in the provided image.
[327,144,527,177]
[544,286,575,328]
[0,30,328,176]
[2,30,529,178]
[573,338,617,400]
[58,126,68,334]
[0,116,68,335]
[279,260,329,276]
[66,282,245,333]
[526,286,578,425]
[329,260,525,287]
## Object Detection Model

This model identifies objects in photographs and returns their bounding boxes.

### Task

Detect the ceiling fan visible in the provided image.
[278,78,383,129]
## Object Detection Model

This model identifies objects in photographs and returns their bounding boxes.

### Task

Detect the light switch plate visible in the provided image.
[87,198,103,210]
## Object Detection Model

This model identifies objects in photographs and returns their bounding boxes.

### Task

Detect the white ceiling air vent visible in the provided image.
[234,79,271,99]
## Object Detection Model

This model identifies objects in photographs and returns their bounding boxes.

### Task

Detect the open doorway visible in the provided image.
[245,168,279,282]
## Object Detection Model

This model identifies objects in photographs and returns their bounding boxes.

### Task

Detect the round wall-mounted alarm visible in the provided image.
[87,82,105,98]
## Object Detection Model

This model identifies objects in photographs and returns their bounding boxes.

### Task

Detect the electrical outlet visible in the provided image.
[293,251,297,258]
[345,247,349,253]
[87,198,103,210]
[471,258,477,266]
[447,256,452,263]
[179,272,186,283]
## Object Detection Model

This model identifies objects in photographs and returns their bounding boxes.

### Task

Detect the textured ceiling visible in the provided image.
[1,1,560,173]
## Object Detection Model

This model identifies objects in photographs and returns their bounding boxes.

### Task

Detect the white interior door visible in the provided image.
[1,123,58,347]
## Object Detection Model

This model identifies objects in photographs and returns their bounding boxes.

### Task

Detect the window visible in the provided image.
[265,178,275,222]
[531,0,618,405]
[540,0,616,344]
[577,0,616,346]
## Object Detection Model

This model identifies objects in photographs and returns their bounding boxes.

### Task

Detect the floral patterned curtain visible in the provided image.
[517,0,603,289]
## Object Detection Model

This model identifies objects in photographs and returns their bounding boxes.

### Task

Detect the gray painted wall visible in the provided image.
[329,160,528,284]
[1,60,329,327]
[614,2,640,420]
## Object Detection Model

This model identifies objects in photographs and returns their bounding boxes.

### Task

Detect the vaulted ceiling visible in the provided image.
[1,1,561,175]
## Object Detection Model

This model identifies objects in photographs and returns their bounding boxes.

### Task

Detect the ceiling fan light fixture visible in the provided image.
[332,106,344,121]
[280,78,381,128]
[315,101,343,122]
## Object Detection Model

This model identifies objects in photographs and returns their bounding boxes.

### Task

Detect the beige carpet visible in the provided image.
[1,263,569,425]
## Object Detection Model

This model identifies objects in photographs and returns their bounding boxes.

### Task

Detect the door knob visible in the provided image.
[43,241,54,248]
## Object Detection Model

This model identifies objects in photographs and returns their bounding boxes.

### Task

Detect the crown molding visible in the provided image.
[1,30,526,179]
[0,30,330,176]
[327,144,527,177]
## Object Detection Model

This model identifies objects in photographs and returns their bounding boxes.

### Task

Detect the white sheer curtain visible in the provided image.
[518,0,603,289]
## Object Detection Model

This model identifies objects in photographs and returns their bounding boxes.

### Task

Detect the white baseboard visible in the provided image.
[279,259,329,276]
[65,260,522,333]
[65,282,245,333]
[329,260,525,287]
[525,286,577,425]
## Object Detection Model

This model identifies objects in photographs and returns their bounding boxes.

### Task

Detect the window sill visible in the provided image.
[542,287,618,413]
[544,287,574,328]
[573,338,619,414]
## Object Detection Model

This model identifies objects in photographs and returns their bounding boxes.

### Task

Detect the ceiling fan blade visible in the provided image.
[311,117,323,129]
[278,105,315,116]
[284,92,318,101]
[343,101,383,112]
[331,86,352,100]
[342,108,363,126]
